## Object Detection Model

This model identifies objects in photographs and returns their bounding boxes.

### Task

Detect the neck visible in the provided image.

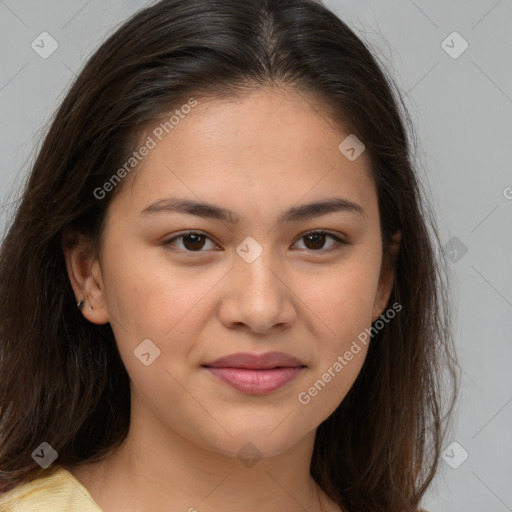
[68,408,331,512]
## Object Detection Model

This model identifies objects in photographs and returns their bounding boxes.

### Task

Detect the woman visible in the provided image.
[0,0,458,510]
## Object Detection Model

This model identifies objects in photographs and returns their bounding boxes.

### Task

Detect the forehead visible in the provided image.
[111,87,377,223]
[167,87,350,156]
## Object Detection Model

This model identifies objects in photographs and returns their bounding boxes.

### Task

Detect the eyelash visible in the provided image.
[162,230,349,254]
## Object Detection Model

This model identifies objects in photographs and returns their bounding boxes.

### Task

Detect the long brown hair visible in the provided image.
[0,1,458,510]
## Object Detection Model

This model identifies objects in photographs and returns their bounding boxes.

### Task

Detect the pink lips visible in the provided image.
[202,351,306,395]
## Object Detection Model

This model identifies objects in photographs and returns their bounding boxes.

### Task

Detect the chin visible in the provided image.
[193,419,312,461]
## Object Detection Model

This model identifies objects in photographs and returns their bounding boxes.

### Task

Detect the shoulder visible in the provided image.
[0,468,102,511]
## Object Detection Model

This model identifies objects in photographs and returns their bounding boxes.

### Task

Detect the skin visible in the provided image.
[64,86,401,512]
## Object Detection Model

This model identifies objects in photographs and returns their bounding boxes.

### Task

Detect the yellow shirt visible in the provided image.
[0,469,431,511]
[0,468,102,511]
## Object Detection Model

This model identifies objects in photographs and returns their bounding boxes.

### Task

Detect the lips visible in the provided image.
[202,351,306,395]
[203,351,305,370]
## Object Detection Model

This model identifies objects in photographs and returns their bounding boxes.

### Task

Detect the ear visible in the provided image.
[372,230,401,322]
[62,233,110,325]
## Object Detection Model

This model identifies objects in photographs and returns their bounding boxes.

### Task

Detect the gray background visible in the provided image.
[1,1,511,510]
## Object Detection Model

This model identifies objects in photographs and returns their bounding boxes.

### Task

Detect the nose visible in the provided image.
[217,246,297,335]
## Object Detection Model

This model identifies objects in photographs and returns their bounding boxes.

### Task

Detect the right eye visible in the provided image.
[162,231,221,253]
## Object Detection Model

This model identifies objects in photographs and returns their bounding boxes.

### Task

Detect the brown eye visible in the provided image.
[163,232,218,252]
[294,231,347,251]
[181,234,206,251]
[304,233,327,250]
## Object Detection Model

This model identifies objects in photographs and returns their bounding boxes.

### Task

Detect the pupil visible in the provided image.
[306,233,325,250]
[184,234,205,251]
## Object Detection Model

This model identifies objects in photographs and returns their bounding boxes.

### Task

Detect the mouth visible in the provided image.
[201,351,307,395]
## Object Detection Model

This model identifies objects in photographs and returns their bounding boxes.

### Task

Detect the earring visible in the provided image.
[77,299,85,309]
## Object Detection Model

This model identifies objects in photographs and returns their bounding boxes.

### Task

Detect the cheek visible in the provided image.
[294,342,368,429]
[294,254,382,340]
[293,279,376,424]
[290,255,380,415]
[100,244,227,389]
[101,240,209,336]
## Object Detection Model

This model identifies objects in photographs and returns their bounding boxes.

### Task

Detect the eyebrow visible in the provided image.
[140,196,367,224]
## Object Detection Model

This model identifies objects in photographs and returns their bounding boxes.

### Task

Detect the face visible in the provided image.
[68,87,397,459]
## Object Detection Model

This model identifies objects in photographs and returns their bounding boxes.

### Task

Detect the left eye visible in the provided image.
[294,231,346,251]
[163,230,346,253]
